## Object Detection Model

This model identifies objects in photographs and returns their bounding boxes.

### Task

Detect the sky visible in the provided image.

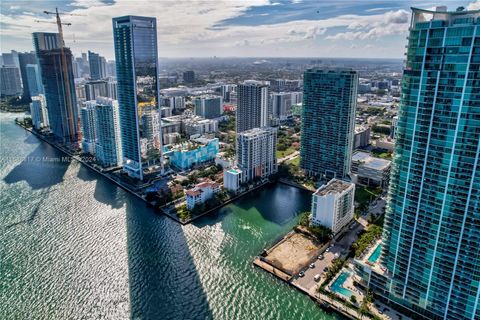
[1,0,480,59]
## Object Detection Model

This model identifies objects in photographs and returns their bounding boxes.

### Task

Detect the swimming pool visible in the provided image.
[330,271,353,297]
[367,243,382,264]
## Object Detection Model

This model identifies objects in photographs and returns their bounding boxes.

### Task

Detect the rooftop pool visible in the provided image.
[330,271,353,298]
[367,243,383,264]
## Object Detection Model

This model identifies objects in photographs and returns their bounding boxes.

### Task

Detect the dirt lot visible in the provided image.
[265,232,322,275]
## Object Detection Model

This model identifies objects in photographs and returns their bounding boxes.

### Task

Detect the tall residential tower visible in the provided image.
[372,7,480,320]
[300,69,357,179]
[112,16,162,180]
[236,80,270,133]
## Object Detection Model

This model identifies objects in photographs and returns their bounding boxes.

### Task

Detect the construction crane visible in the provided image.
[35,8,85,146]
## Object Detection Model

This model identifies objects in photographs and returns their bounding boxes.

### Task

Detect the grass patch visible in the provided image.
[355,186,381,211]
[276,147,295,159]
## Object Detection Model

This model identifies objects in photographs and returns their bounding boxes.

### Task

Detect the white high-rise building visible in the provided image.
[29,95,48,130]
[80,101,97,154]
[236,80,270,133]
[310,179,355,235]
[236,127,277,183]
[142,109,161,150]
[94,98,122,168]
[271,92,292,120]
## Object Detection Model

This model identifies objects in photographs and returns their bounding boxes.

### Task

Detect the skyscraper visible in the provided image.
[17,52,37,101]
[236,80,270,133]
[372,7,480,320]
[0,66,22,96]
[80,102,97,154]
[236,127,277,182]
[94,98,123,168]
[271,92,293,121]
[26,64,44,96]
[183,70,195,83]
[88,50,105,80]
[300,69,357,179]
[113,16,161,180]
[33,32,79,144]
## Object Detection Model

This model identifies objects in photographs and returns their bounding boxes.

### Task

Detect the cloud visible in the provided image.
[326,9,409,41]
[0,0,410,58]
[467,1,480,10]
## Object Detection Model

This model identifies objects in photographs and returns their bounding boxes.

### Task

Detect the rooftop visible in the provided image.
[314,179,354,197]
[352,151,391,170]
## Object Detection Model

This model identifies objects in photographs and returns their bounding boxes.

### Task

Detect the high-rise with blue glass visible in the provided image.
[112,16,162,180]
[373,7,480,320]
[300,69,357,180]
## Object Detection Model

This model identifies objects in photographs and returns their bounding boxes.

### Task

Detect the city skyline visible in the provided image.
[1,1,479,60]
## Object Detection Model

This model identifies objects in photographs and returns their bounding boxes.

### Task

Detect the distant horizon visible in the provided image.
[2,0,478,60]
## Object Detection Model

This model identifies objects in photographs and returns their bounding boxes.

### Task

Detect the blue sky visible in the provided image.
[1,0,479,59]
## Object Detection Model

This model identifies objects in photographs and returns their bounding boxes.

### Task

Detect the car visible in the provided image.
[323,267,328,272]
[325,248,330,252]
[298,271,305,277]
[314,274,321,282]
[309,263,315,269]
[318,255,324,260]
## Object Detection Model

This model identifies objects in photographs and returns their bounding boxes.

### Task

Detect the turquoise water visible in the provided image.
[367,243,382,264]
[330,272,353,298]
[0,112,339,319]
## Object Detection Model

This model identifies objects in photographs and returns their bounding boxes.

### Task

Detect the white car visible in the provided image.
[314,274,321,282]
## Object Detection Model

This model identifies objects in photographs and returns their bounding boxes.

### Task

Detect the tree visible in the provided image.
[358,299,370,319]
[350,295,357,304]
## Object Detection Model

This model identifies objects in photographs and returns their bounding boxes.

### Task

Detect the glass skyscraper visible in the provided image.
[112,16,161,180]
[374,7,480,320]
[33,32,79,144]
[300,69,357,179]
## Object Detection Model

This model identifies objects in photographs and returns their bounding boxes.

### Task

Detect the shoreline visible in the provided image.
[14,121,277,226]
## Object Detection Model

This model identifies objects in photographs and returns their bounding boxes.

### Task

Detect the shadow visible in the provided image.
[125,198,213,319]
[93,176,126,209]
[77,165,97,182]
[3,142,70,190]
[23,133,40,144]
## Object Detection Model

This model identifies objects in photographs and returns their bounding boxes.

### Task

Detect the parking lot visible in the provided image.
[292,221,365,294]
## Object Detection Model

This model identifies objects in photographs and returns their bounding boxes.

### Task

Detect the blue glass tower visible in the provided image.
[112,16,161,180]
[300,69,357,180]
[374,7,480,320]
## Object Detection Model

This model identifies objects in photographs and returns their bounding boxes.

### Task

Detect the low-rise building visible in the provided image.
[164,136,219,170]
[215,153,234,169]
[223,167,242,193]
[375,137,395,152]
[185,180,221,210]
[351,151,391,189]
[184,117,218,137]
[310,179,355,235]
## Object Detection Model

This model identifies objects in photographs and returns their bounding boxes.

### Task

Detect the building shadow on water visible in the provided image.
[125,199,213,319]
[3,142,69,190]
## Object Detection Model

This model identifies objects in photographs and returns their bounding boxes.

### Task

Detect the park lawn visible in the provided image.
[276,147,295,159]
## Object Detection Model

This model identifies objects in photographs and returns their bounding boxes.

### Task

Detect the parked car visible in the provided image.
[309,263,315,269]
[298,271,305,277]
[314,274,321,282]
[323,267,328,272]
[318,255,324,260]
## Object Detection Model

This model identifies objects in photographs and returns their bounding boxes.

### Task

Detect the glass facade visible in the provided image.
[112,16,161,180]
[378,8,480,320]
[33,32,79,144]
[300,69,357,179]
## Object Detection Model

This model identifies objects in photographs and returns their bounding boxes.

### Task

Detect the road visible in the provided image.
[278,151,299,164]
[293,221,365,293]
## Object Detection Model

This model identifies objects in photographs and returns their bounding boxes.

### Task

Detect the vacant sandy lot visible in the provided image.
[265,232,321,275]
